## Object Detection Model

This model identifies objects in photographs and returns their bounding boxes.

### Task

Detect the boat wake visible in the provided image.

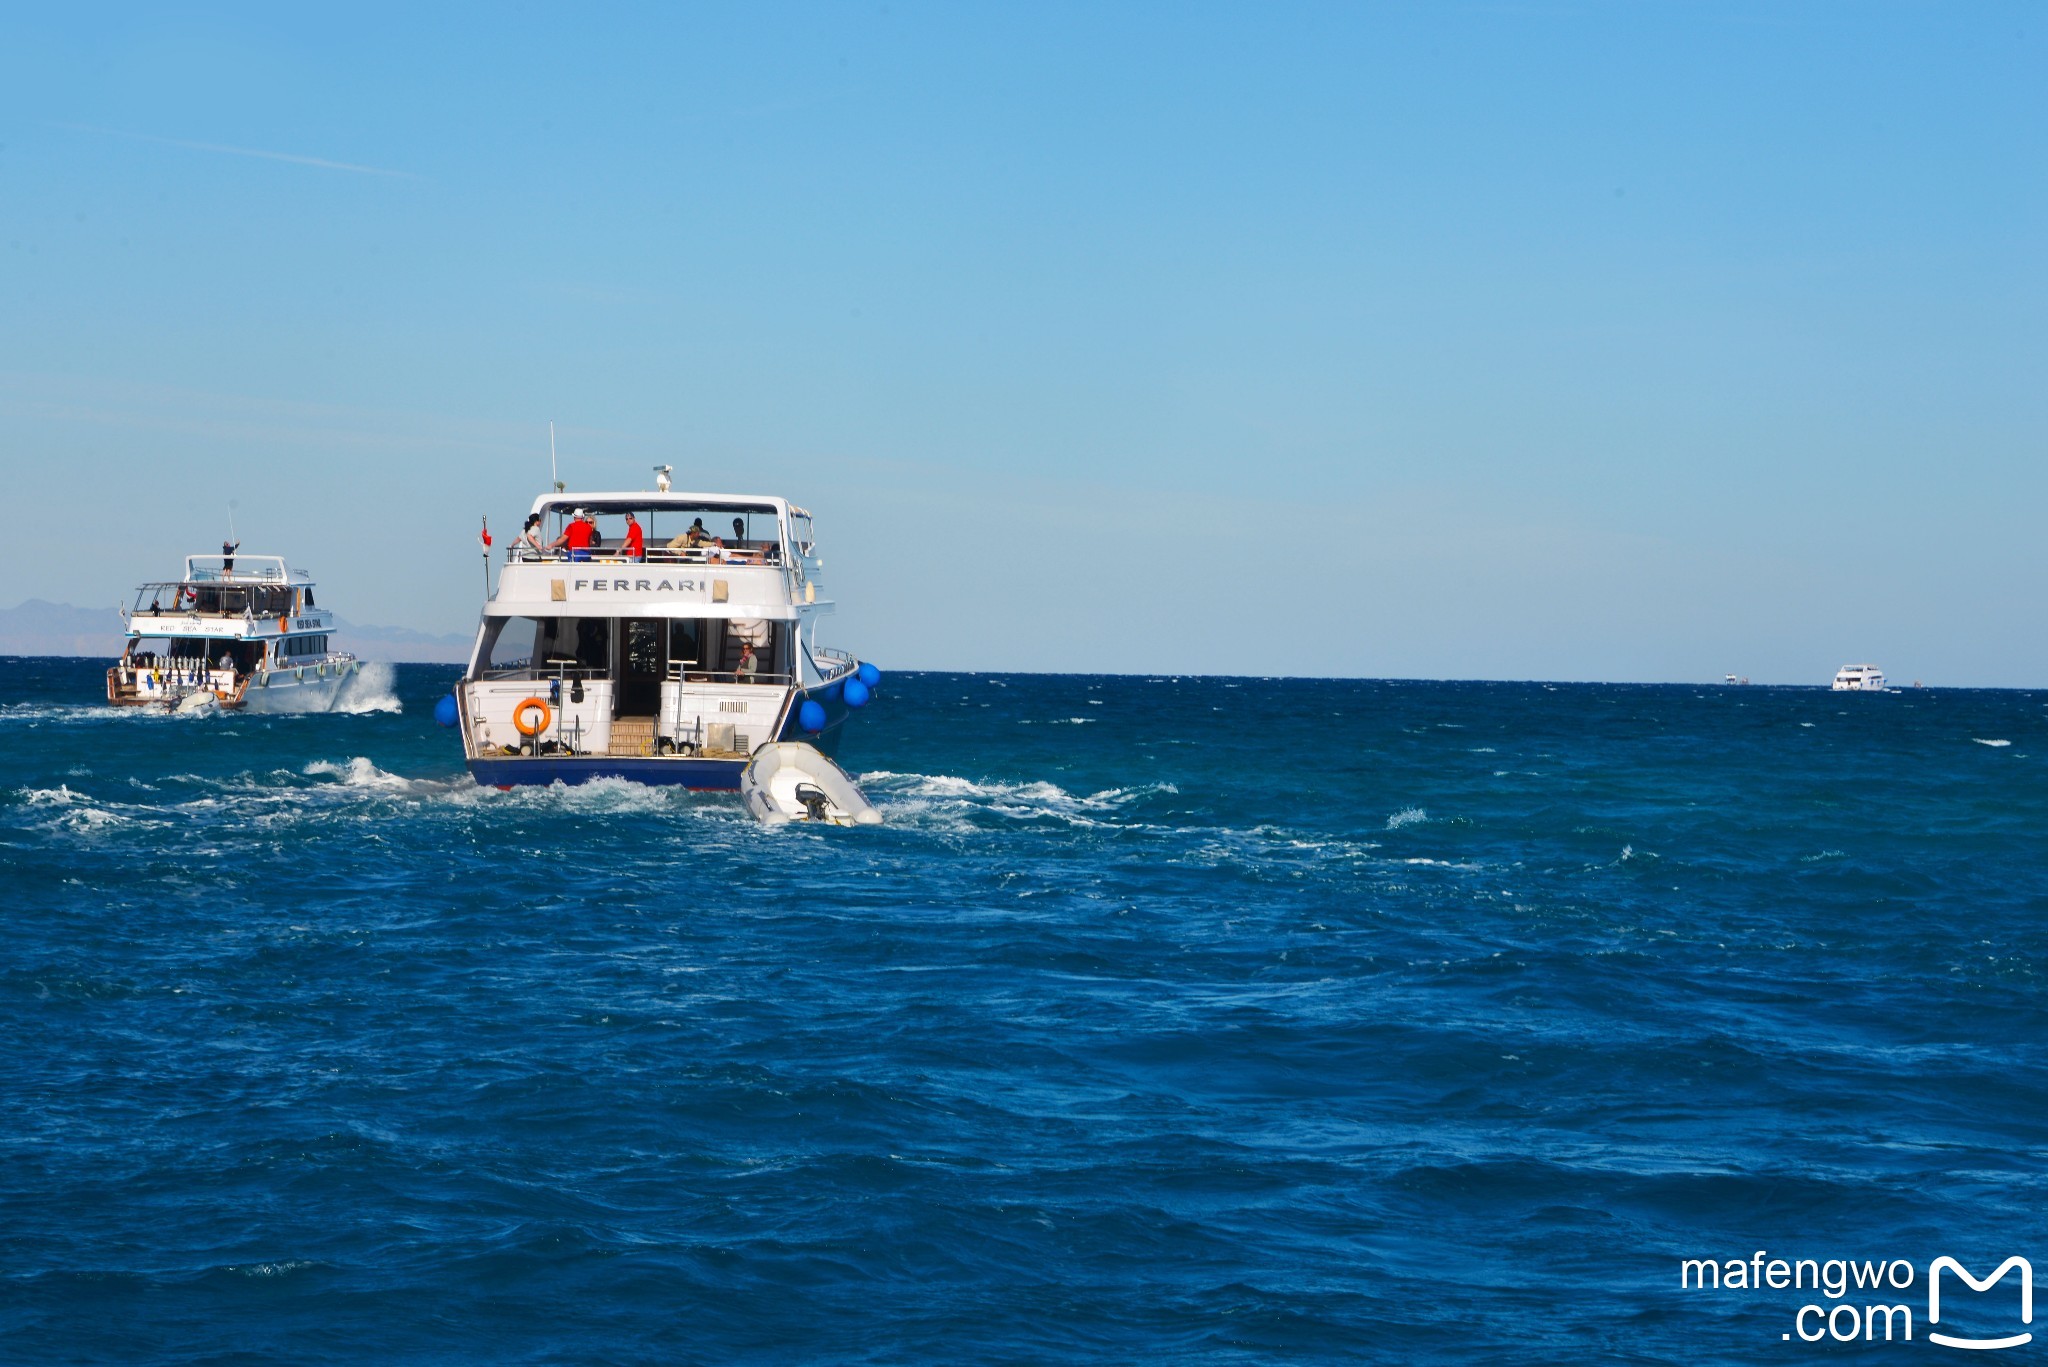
[857,770,1178,832]
[0,699,222,726]
[301,756,423,791]
[333,662,402,714]
[243,662,403,715]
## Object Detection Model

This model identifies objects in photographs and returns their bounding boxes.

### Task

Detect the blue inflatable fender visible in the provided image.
[844,678,871,709]
[857,662,881,689]
[433,693,460,728]
[799,699,827,733]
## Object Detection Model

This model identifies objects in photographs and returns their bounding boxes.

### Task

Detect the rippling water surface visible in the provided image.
[4,659,2045,1362]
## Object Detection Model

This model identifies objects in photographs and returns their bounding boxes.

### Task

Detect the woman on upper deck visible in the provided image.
[511,513,546,557]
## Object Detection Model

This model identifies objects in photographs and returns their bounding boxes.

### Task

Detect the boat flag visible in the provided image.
[479,517,492,548]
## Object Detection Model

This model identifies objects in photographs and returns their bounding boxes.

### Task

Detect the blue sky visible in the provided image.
[1,3,2041,682]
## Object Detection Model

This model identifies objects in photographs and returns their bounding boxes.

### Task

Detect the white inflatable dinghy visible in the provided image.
[172,689,221,716]
[741,742,883,827]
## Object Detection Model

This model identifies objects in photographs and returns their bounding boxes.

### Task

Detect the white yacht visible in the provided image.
[108,553,358,710]
[454,489,876,790]
[1832,663,1886,692]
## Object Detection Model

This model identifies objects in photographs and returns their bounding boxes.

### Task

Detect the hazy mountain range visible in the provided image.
[0,599,473,664]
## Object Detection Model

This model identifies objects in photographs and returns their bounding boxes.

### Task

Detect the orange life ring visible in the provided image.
[513,696,552,737]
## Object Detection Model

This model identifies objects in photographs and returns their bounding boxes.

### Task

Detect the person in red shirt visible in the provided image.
[623,510,645,561]
[548,509,596,561]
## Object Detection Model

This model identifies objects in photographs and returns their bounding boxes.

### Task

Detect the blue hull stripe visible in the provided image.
[467,756,744,789]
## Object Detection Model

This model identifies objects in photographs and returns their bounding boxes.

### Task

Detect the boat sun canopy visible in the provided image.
[536,497,781,528]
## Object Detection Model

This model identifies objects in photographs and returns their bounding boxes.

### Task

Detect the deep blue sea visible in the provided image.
[4,658,2045,1363]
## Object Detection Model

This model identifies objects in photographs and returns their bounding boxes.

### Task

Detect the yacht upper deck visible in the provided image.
[490,490,829,619]
[124,554,332,640]
[179,554,310,585]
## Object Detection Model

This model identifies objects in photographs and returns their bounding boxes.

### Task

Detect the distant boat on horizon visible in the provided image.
[1832,663,1886,692]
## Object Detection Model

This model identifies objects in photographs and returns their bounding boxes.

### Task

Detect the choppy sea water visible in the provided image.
[4,658,2045,1363]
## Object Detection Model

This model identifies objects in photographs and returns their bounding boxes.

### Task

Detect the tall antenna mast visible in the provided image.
[549,421,563,492]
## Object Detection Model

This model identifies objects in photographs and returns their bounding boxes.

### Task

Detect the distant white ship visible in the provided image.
[108,553,358,711]
[1832,664,1886,692]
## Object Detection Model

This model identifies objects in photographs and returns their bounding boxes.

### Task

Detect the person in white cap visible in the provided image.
[547,509,598,561]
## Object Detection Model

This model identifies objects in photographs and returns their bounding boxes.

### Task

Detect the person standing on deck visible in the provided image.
[623,511,645,562]
[548,509,596,562]
[222,539,239,573]
[511,513,545,557]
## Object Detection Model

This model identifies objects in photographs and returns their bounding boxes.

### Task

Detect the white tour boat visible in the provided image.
[454,489,878,790]
[108,553,359,710]
[1832,663,1887,692]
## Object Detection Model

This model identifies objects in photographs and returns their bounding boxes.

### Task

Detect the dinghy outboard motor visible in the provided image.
[794,784,831,822]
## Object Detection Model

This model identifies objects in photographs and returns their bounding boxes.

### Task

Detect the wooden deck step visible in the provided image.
[608,717,658,757]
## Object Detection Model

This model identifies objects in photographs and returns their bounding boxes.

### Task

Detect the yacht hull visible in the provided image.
[108,660,360,712]
[243,663,360,712]
[464,694,854,790]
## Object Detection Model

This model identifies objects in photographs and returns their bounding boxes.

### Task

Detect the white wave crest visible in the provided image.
[15,784,146,835]
[1973,738,2012,748]
[303,757,413,790]
[61,805,132,831]
[1385,807,1428,830]
[458,774,714,816]
[857,770,1176,831]
[335,662,402,714]
[0,699,222,725]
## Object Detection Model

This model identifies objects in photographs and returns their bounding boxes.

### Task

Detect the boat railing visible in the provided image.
[131,604,291,621]
[680,670,794,685]
[507,543,784,567]
[812,647,858,680]
[128,585,314,620]
[475,661,794,685]
[476,658,609,682]
[186,566,290,584]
